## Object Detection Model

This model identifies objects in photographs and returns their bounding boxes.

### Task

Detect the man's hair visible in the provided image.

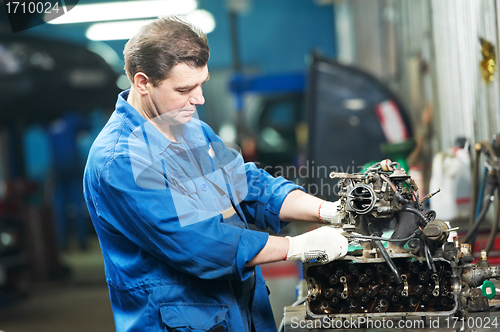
[123,16,210,86]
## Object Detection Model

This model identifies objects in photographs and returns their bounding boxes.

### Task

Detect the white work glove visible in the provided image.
[318,200,341,225]
[285,226,348,263]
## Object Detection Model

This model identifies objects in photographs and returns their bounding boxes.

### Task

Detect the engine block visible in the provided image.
[304,257,458,318]
[303,160,499,321]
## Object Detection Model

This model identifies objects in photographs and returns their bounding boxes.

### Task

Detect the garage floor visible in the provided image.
[0,234,302,332]
[0,236,115,332]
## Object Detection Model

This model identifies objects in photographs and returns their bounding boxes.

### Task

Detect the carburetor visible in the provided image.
[303,160,499,321]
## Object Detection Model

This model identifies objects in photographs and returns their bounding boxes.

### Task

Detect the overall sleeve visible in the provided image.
[240,162,304,233]
[202,122,304,234]
[96,155,268,281]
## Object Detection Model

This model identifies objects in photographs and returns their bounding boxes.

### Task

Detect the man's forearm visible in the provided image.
[279,189,325,223]
[245,190,336,267]
[246,235,289,267]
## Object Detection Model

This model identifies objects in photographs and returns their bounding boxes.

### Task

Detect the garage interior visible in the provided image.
[1,0,500,331]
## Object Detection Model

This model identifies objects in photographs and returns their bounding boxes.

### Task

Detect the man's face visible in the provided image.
[146,63,209,126]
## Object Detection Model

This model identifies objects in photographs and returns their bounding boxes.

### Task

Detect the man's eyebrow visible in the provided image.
[176,73,210,90]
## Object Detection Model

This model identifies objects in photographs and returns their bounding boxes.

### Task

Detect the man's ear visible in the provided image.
[134,72,150,95]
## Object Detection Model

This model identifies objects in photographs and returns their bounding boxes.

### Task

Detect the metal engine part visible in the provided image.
[303,160,498,321]
[305,257,458,318]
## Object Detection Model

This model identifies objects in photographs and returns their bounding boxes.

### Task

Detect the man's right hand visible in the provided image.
[286,226,348,263]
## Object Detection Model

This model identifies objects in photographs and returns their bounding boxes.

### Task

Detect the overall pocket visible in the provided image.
[160,302,228,332]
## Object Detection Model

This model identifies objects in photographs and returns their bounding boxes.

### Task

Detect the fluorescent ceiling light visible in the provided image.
[86,10,216,41]
[185,10,216,35]
[45,0,197,24]
[86,20,151,41]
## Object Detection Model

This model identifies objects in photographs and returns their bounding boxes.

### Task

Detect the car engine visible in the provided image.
[303,159,499,320]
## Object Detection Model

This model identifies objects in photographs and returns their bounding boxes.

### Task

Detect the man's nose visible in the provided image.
[189,86,205,105]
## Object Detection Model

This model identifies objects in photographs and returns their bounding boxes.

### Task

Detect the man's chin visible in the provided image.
[176,114,194,125]
[155,112,194,125]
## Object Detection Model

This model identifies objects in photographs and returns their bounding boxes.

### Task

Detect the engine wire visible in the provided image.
[406,180,419,203]
[348,233,417,242]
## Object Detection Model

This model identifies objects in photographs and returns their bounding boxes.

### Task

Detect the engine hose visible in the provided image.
[470,167,489,248]
[423,242,432,271]
[401,207,428,224]
[469,145,482,228]
[469,138,497,245]
[380,173,398,192]
[485,184,500,253]
[464,186,495,243]
[425,243,437,273]
[374,240,402,285]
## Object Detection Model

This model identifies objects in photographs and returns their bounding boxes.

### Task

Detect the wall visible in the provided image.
[13,0,337,136]
[19,0,336,75]
[336,0,500,152]
[201,0,336,72]
[429,0,500,150]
